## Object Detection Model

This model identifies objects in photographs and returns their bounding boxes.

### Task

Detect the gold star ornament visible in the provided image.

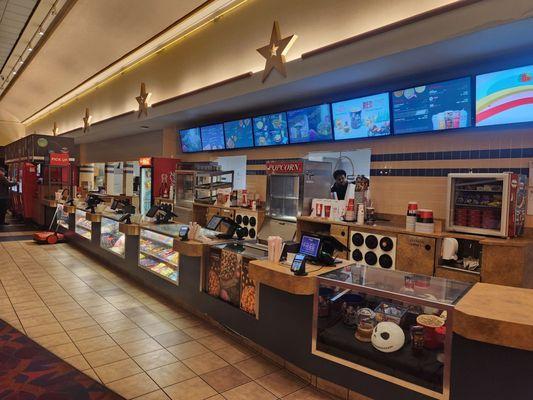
[257,21,297,83]
[83,108,92,133]
[136,82,151,118]
[52,122,59,136]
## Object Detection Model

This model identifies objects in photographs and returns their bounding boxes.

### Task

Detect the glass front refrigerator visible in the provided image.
[445,172,527,238]
[139,157,179,216]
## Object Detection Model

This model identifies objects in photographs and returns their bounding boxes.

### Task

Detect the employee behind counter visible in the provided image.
[330,170,370,201]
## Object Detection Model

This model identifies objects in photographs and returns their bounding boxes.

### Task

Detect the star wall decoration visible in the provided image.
[257,21,297,83]
[83,108,92,133]
[52,122,58,136]
[136,82,151,118]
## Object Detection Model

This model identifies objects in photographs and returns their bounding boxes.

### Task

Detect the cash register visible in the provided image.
[298,233,347,266]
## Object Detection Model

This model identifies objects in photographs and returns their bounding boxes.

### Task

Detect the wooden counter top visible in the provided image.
[298,216,533,247]
[454,283,533,351]
[248,259,350,296]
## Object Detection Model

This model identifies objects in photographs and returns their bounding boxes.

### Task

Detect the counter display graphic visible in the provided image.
[287,104,333,144]
[253,112,289,147]
[393,77,471,134]
[476,64,533,126]
[224,118,254,149]
[332,93,390,140]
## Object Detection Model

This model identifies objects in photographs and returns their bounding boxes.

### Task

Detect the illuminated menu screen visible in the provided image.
[253,112,289,147]
[287,104,333,144]
[179,128,202,153]
[201,124,225,151]
[224,119,254,149]
[393,77,471,134]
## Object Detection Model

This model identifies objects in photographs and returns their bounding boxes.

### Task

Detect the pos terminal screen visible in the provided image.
[206,215,223,230]
[299,235,321,258]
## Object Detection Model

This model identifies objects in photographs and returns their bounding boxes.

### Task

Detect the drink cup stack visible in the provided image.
[406,201,418,231]
[416,209,434,234]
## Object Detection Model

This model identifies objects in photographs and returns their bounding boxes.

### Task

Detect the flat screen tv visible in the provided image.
[224,118,254,149]
[287,104,333,144]
[253,112,289,147]
[332,92,391,140]
[179,127,202,153]
[476,65,533,127]
[393,77,471,134]
[200,124,225,151]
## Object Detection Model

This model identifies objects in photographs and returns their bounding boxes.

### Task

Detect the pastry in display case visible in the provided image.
[100,215,126,257]
[57,204,69,229]
[75,209,92,240]
[313,265,472,399]
[139,226,180,284]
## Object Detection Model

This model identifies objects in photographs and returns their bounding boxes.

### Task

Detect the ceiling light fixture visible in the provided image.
[19,59,23,64]
[13,71,16,75]
[38,26,44,36]
[27,47,32,52]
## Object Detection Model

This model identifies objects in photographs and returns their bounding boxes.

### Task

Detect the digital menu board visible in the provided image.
[200,124,225,151]
[179,128,202,153]
[253,112,289,147]
[393,77,471,134]
[224,118,254,149]
[332,93,391,140]
[287,104,333,144]
[476,65,533,127]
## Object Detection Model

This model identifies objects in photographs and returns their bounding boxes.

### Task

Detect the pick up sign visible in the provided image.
[49,152,70,166]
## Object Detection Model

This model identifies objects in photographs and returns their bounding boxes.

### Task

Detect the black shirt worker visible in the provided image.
[330,169,349,200]
[0,168,17,225]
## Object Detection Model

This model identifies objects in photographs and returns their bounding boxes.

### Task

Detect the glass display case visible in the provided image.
[57,204,69,229]
[313,265,472,400]
[75,209,92,240]
[139,224,181,285]
[100,214,126,258]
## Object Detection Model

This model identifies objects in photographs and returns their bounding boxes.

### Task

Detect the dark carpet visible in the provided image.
[0,319,124,400]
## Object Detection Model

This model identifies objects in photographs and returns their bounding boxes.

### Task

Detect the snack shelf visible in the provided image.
[100,217,126,258]
[138,227,180,285]
[75,209,92,240]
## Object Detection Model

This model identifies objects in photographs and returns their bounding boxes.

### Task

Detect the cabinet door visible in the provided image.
[396,234,436,276]
[330,224,349,259]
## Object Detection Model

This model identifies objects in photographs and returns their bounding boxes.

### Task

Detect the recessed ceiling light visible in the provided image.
[27,47,32,52]
[19,60,23,64]
[38,27,44,36]
[13,71,16,75]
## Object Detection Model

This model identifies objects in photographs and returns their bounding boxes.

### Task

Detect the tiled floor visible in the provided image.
[0,239,334,400]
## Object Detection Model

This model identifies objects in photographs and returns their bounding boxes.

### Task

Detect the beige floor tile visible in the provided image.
[19,314,58,328]
[234,356,281,380]
[213,345,253,364]
[49,342,81,359]
[84,304,118,316]
[110,327,150,344]
[169,316,203,330]
[221,381,276,400]
[84,345,129,368]
[142,321,179,337]
[256,370,308,398]
[83,368,102,383]
[182,325,216,340]
[134,349,178,370]
[60,316,97,331]
[205,396,223,400]
[107,372,159,399]
[33,332,72,347]
[133,390,171,400]
[132,313,167,327]
[283,387,335,400]
[197,334,235,351]
[182,352,228,375]
[200,365,251,393]
[64,354,91,371]
[68,324,107,342]
[93,310,129,323]
[94,358,143,383]
[100,318,138,333]
[153,330,193,348]
[146,361,196,387]
[167,341,211,360]
[121,338,164,357]
[54,309,91,322]
[163,376,217,400]
[25,322,64,338]
[75,334,116,353]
